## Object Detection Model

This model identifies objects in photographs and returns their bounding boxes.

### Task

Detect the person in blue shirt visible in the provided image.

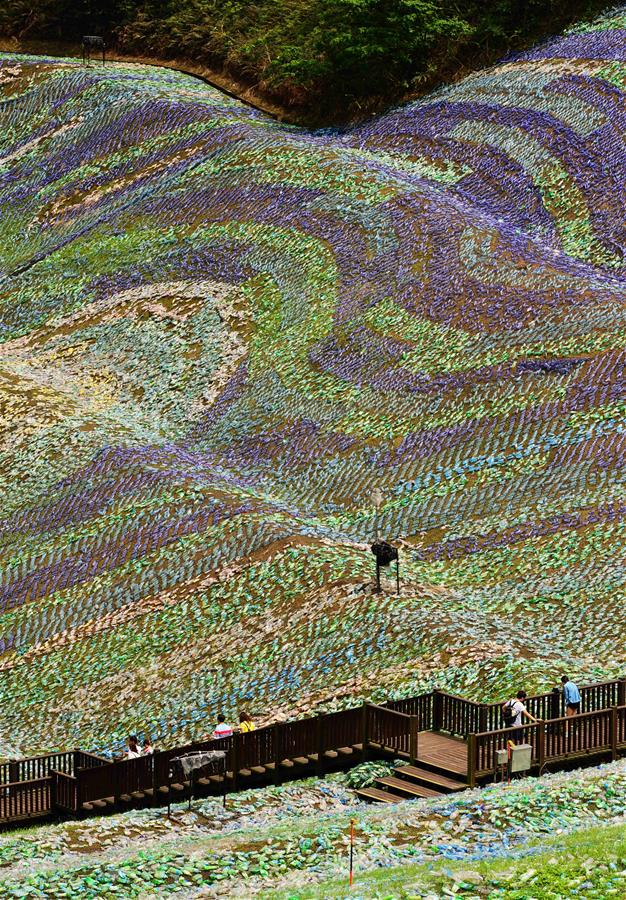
[561,675,581,716]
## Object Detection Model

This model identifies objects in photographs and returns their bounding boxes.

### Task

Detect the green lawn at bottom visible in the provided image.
[268,822,626,899]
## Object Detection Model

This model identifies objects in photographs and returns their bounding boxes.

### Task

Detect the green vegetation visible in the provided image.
[0,0,616,120]
[269,822,626,899]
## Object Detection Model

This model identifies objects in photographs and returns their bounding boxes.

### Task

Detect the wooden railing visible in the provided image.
[75,750,109,771]
[0,751,75,785]
[468,705,626,786]
[365,704,417,764]
[544,708,614,761]
[0,778,51,821]
[1,678,625,824]
[387,692,433,730]
[319,707,363,754]
[51,770,77,812]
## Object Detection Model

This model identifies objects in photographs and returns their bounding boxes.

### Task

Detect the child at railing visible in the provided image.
[238,711,255,733]
[127,736,141,759]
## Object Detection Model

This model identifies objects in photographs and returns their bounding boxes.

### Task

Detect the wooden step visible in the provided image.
[395,765,466,793]
[323,750,338,759]
[338,747,353,757]
[250,766,266,775]
[280,759,294,768]
[354,787,399,803]
[208,774,223,784]
[119,794,132,802]
[143,788,154,797]
[374,776,442,799]
[158,785,169,794]
[81,802,94,811]
[293,757,310,766]
[104,797,115,806]
[238,768,252,777]
[130,791,145,800]
[91,799,107,808]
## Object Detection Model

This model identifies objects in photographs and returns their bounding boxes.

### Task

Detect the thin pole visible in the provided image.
[349,818,355,887]
[396,556,400,595]
[222,754,227,808]
[375,558,381,593]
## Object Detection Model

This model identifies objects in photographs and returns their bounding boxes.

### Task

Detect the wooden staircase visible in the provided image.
[355,762,467,803]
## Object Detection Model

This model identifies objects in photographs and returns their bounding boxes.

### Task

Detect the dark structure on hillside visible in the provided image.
[82,35,106,65]
[371,539,399,593]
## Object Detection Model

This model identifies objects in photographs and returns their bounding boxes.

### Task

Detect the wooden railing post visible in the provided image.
[432,690,443,732]
[611,706,618,761]
[151,753,160,806]
[113,759,121,808]
[361,703,370,762]
[538,723,546,771]
[75,768,83,813]
[316,715,324,775]
[49,771,57,812]
[618,678,626,708]
[467,733,477,788]
[8,760,19,784]
[409,715,418,766]
[273,723,281,785]
[231,733,240,792]
[478,706,487,734]
[550,688,561,720]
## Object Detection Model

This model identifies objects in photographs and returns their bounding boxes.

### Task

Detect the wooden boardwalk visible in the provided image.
[0,678,625,826]
[416,731,467,776]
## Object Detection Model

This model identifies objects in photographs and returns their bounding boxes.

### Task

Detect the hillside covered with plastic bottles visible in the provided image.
[0,7,625,757]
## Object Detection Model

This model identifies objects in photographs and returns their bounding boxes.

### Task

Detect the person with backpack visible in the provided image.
[502,690,539,730]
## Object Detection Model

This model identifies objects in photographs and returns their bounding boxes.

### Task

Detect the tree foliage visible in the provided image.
[0,0,613,118]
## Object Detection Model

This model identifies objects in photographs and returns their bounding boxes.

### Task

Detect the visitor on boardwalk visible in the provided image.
[239,711,255,733]
[127,735,141,759]
[502,690,539,729]
[561,675,581,716]
[212,714,234,738]
[142,736,154,755]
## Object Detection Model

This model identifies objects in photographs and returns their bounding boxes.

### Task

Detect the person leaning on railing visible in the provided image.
[561,675,581,717]
[503,690,540,731]
[238,711,255,733]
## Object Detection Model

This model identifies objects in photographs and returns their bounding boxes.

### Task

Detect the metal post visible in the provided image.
[396,556,400,595]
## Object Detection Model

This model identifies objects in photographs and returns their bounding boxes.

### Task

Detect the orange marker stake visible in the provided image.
[349,818,355,887]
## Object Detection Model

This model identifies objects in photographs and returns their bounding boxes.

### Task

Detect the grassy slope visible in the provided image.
[269,824,626,899]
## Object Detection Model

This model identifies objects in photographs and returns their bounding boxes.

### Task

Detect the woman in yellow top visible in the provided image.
[238,711,255,732]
